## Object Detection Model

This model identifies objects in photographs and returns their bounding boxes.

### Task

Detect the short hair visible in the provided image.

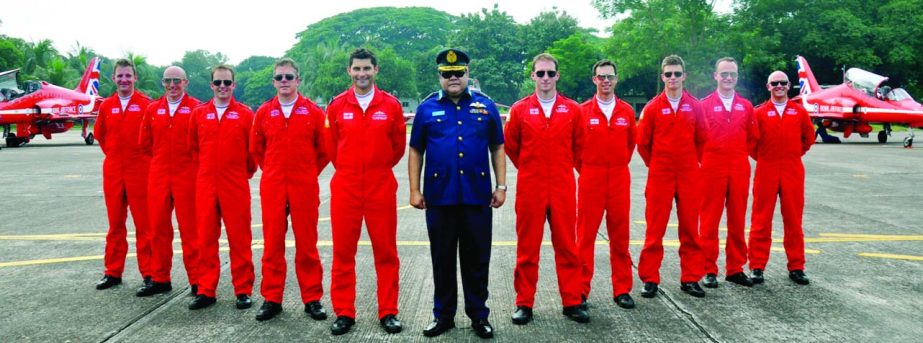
[274,57,300,75]
[349,48,377,67]
[592,59,617,75]
[112,58,136,77]
[211,64,235,81]
[531,53,558,71]
[661,54,685,72]
[714,57,737,71]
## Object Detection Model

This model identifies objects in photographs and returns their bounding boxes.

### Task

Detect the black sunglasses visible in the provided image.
[595,74,616,81]
[162,78,183,84]
[212,79,233,87]
[535,70,557,78]
[440,70,465,79]
[769,80,789,87]
[273,73,296,81]
[663,71,683,78]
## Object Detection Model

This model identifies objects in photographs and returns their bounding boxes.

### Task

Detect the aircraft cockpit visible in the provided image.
[845,68,888,98]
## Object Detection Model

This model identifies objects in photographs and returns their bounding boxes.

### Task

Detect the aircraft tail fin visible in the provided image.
[75,57,101,98]
[796,55,821,97]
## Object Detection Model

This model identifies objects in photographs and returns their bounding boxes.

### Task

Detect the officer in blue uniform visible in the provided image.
[408,48,507,339]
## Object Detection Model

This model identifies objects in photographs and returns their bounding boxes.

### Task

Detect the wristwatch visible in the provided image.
[495,185,508,191]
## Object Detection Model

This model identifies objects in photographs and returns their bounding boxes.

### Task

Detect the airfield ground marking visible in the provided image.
[856,253,923,261]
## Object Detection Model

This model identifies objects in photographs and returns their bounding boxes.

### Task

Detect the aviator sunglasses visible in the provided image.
[440,70,466,79]
[535,70,557,78]
[212,79,233,87]
[595,74,616,81]
[273,73,296,81]
[162,78,184,84]
[663,71,683,78]
[770,80,789,87]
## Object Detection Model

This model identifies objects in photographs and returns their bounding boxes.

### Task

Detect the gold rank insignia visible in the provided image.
[471,101,486,108]
[447,50,457,63]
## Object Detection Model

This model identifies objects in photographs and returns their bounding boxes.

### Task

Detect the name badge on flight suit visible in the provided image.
[785,109,797,116]
[270,109,281,117]
[589,118,600,125]
[344,112,354,120]
[128,104,141,112]
[767,111,776,117]
[529,108,539,115]
[615,117,628,126]
[734,104,745,111]
[294,107,309,115]
[178,107,191,114]
[372,111,388,120]
[226,111,240,120]
[680,104,692,112]
[111,108,120,114]
[157,108,167,116]
[207,113,216,120]
[431,111,444,117]
[713,106,724,112]
[555,105,568,113]
[661,108,671,115]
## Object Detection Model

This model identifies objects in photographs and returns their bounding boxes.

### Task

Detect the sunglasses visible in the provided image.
[212,79,233,87]
[535,70,557,78]
[440,70,466,79]
[162,78,184,84]
[595,74,616,81]
[663,71,684,78]
[273,73,296,81]
[769,80,789,87]
[719,72,738,79]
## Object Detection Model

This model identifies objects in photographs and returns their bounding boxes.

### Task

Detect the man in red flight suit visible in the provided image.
[506,53,588,325]
[636,54,708,298]
[250,58,329,322]
[748,71,814,286]
[187,65,257,310]
[698,57,758,289]
[137,66,202,297]
[575,59,637,310]
[94,58,153,290]
[325,48,405,336]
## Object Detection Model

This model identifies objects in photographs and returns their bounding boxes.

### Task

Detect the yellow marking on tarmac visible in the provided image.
[857,253,923,261]
[852,174,869,178]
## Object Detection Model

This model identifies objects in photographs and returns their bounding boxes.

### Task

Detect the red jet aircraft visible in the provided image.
[0,57,101,149]
[795,55,923,148]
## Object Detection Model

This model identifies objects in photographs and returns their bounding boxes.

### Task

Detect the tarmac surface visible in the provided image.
[0,130,921,342]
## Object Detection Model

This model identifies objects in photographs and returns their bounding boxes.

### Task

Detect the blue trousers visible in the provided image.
[425,205,492,320]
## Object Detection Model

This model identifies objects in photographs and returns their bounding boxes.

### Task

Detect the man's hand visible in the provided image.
[490,189,506,208]
[410,190,427,209]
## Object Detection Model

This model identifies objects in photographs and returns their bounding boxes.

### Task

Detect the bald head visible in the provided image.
[767,71,788,83]
[162,66,189,102]
[163,66,187,79]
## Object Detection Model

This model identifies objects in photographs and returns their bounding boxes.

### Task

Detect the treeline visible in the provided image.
[2,1,920,107]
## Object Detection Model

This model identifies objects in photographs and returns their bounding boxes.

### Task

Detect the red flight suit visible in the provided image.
[575,96,636,298]
[95,91,153,279]
[250,94,329,304]
[698,91,757,276]
[636,90,707,284]
[505,93,584,308]
[138,94,202,286]
[748,99,814,272]
[325,87,405,319]
[189,98,257,298]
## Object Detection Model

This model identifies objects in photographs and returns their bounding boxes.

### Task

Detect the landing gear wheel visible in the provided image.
[904,137,913,148]
[84,133,95,145]
[877,130,888,143]
[6,135,21,147]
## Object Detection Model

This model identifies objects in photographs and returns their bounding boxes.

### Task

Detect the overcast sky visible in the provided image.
[0,0,632,66]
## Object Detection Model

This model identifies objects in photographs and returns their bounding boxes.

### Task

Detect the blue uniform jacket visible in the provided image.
[409,88,504,206]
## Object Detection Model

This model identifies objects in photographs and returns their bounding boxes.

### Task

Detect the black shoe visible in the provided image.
[189,295,216,310]
[751,269,765,284]
[142,276,152,288]
[422,318,455,337]
[136,281,172,297]
[236,294,252,309]
[614,293,635,309]
[304,300,327,320]
[640,282,658,298]
[511,306,533,325]
[330,316,355,336]
[255,301,283,321]
[680,282,706,298]
[789,270,810,285]
[190,285,198,296]
[703,274,719,288]
[95,275,122,290]
[472,318,494,339]
[379,314,402,333]
[725,272,754,287]
[579,294,588,310]
[562,305,590,323]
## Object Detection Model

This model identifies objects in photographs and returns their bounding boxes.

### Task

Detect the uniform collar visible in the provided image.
[437,87,473,102]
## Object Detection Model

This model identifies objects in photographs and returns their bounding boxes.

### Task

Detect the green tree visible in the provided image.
[546,33,604,102]
[0,38,24,72]
[520,9,582,58]
[451,4,525,105]
[375,47,418,99]
[234,55,277,106]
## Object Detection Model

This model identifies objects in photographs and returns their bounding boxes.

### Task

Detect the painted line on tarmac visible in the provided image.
[857,253,923,261]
